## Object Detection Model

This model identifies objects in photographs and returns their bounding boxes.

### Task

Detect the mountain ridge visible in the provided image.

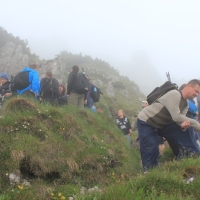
[0,27,145,119]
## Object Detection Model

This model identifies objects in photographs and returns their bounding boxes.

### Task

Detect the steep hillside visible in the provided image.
[1,98,200,200]
[0,97,140,199]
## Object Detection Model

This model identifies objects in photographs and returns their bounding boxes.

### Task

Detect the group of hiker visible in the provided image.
[0,64,66,107]
[67,65,100,111]
[1,64,200,174]
[0,64,101,111]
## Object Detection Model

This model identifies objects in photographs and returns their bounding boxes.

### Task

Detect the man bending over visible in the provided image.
[137,79,200,172]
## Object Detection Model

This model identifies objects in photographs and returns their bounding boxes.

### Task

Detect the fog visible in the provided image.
[1,0,200,95]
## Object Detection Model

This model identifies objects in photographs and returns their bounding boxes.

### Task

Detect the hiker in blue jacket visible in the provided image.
[17,64,40,98]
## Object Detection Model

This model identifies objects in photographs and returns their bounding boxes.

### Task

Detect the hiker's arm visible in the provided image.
[84,90,89,104]
[39,78,45,97]
[31,72,40,96]
[127,118,132,135]
[159,90,199,129]
[67,73,74,95]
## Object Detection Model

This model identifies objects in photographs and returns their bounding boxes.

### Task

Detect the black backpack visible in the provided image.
[40,78,59,97]
[13,71,30,90]
[91,85,103,102]
[147,81,178,105]
[74,72,90,94]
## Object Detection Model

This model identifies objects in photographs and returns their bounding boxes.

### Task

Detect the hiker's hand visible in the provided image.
[129,129,132,136]
[84,100,87,105]
[181,121,190,129]
[134,137,139,141]
[197,124,200,131]
[5,93,11,97]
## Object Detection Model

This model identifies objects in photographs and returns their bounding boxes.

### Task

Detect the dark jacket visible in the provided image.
[116,117,132,135]
[67,71,77,95]
[58,93,67,105]
[40,77,59,100]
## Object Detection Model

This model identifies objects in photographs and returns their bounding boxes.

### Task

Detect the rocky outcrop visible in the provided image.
[39,59,67,84]
[106,81,115,96]
[0,42,28,77]
[91,79,103,87]
[0,42,66,84]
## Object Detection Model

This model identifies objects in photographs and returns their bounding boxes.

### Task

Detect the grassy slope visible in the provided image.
[1,98,200,200]
[0,97,140,200]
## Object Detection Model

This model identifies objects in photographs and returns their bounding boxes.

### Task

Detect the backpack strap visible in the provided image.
[8,82,12,94]
[40,78,50,98]
[50,78,53,97]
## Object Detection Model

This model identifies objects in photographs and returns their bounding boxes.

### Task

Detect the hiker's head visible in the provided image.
[59,84,66,95]
[118,109,124,118]
[45,71,52,78]
[0,72,9,84]
[179,84,186,91]
[182,79,200,99]
[29,63,38,70]
[72,65,79,73]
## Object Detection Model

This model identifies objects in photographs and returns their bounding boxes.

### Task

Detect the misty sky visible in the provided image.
[1,0,200,94]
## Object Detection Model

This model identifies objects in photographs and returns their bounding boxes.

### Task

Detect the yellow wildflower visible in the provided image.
[58,192,62,197]
[17,185,23,190]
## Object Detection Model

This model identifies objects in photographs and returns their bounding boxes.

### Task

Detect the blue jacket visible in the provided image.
[186,99,198,119]
[17,67,40,97]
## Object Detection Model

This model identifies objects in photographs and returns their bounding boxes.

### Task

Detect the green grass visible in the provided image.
[1,97,200,200]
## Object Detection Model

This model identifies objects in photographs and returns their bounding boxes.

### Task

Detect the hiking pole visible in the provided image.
[166,72,171,83]
[0,95,5,109]
[82,68,85,74]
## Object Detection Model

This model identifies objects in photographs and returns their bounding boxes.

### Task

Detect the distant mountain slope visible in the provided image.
[0,28,145,119]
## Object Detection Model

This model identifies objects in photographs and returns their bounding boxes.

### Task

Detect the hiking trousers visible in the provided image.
[137,119,200,172]
[68,92,84,108]
[137,118,159,172]
[158,122,200,158]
